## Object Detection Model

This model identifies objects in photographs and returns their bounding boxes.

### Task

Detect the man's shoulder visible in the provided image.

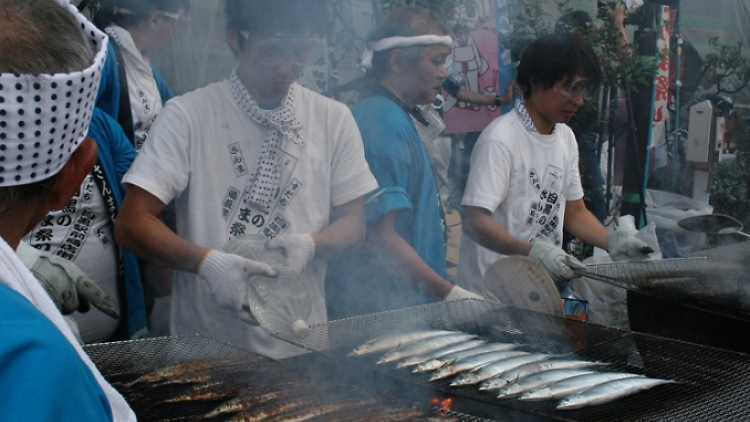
[167,81,230,111]
[351,96,410,131]
[492,108,520,126]
[295,84,350,113]
[480,109,521,138]
[352,95,402,113]
[293,85,361,132]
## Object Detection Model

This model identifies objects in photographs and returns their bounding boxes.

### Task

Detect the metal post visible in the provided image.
[620,4,657,227]
[672,0,683,192]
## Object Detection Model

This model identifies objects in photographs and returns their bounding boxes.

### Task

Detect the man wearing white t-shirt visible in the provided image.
[457,33,652,295]
[115,0,377,359]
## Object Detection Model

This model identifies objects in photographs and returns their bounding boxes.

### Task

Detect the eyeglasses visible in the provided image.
[553,77,596,101]
[241,32,325,68]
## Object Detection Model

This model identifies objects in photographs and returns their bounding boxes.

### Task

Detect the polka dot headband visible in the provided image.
[0,0,107,187]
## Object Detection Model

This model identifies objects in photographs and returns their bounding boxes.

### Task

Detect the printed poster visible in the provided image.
[444,0,513,134]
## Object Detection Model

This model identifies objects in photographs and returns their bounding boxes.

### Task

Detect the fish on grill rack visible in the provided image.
[429,350,529,381]
[301,401,456,422]
[413,342,520,373]
[348,329,456,357]
[377,332,478,364]
[493,368,598,399]
[243,396,373,422]
[556,377,674,410]
[223,396,319,422]
[119,358,251,389]
[151,381,242,406]
[450,353,555,386]
[201,390,283,419]
[119,360,222,388]
[520,372,644,401]
[482,358,604,390]
[396,339,487,368]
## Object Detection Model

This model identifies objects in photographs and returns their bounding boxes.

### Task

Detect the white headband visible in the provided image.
[113,7,135,15]
[359,35,453,71]
[0,0,106,187]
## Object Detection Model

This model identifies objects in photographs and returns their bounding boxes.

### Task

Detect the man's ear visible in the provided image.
[147,10,163,30]
[48,138,97,211]
[388,48,407,75]
[527,78,543,96]
[227,28,242,55]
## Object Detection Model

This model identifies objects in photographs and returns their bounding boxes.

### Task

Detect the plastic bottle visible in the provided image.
[224,234,312,340]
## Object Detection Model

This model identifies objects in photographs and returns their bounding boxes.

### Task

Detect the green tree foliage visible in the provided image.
[711,111,750,227]
[704,39,750,227]
[701,37,750,97]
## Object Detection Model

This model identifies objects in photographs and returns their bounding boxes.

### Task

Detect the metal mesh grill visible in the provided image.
[688,240,750,262]
[274,299,750,422]
[85,334,261,375]
[84,335,494,422]
[574,244,750,319]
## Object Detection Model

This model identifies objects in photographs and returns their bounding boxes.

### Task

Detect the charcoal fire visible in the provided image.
[428,396,456,413]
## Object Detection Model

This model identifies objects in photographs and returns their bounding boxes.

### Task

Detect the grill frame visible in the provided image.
[85,298,750,421]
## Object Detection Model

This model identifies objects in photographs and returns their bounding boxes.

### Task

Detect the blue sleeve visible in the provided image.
[353,98,416,225]
[363,170,412,227]
[87,108,136,195]
[95,40,121,121]
[107,115,137,185]
[152,65,175,104]
[0,284,113,421]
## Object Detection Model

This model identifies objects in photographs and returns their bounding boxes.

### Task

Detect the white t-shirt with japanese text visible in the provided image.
[457,107,583,295]
[26,174,119,343]
[123,80,377,358]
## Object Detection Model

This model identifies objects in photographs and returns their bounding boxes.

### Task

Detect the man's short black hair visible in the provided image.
[516,32,602,99]
[224,0,329,38]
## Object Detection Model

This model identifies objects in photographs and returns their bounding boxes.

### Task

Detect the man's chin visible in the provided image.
[560,111,576,122]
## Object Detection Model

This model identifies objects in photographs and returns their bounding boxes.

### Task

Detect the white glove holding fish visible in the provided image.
[607,217,654,261]
[16,241,120,318]
[528,236,585,283]
[197,250,279,324]
[444,285,483,301]
[265,234,315,275]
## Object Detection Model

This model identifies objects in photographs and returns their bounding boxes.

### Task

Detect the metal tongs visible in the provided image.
[677,214,750,239]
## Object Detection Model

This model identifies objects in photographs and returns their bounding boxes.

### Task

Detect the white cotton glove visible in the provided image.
[607,230,654,261]
[265,234,315,275]
[197,250,279,324]
[444,285,484,302]
[16,241,120,318]
[528,236,585,283]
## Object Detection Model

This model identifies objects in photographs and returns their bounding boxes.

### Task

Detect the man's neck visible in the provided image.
[128,24,152,59]
[237,69,286,104]
[523,98,554,135]
[0,215,28,251]
[377,78,414,108]
[0,197,48,251]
